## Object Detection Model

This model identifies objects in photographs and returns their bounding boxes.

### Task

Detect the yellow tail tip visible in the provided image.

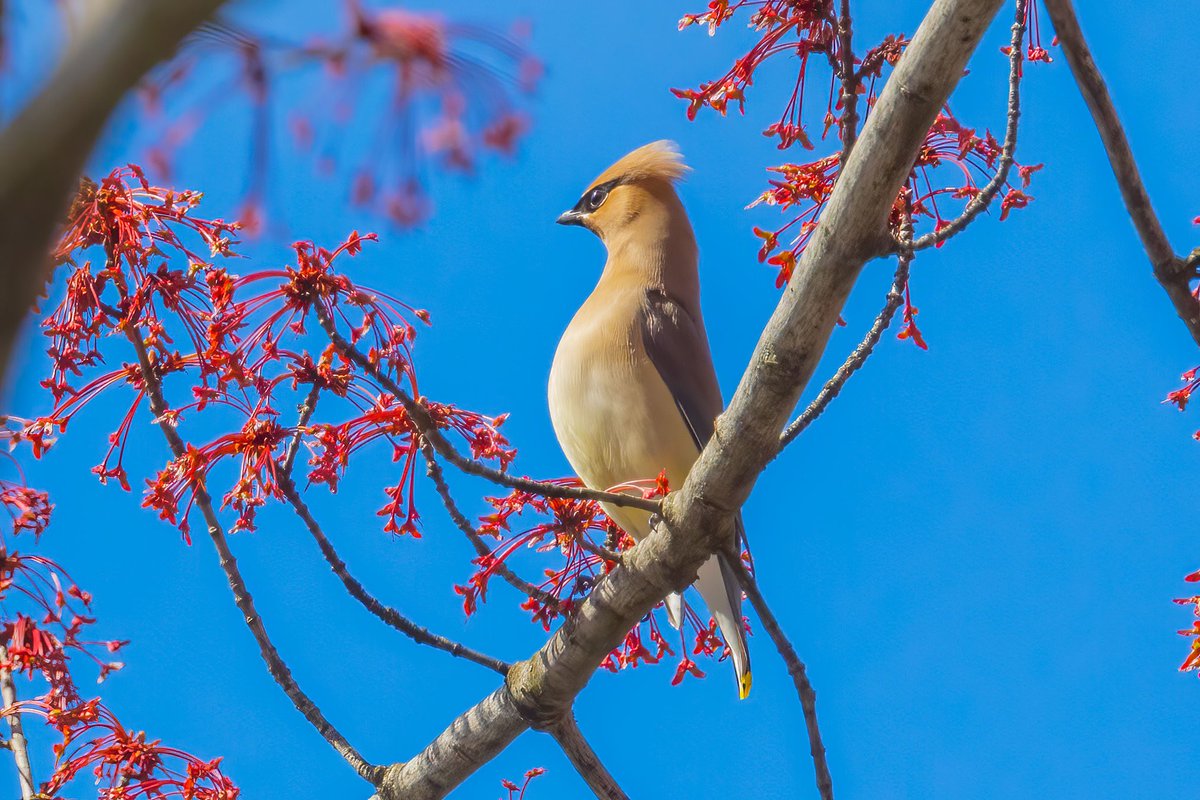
[738,671,753,700]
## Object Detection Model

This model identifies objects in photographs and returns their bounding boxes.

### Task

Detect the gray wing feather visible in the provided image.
[640,289,751,558]
[639,288,723,451]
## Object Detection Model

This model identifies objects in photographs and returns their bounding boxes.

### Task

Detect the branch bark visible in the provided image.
[726,556,832,800]
[0,645,35,800]
[371,2,1005,796]
[1042,0,1200,346]
[548,714,630,800]
[0,0,228,380]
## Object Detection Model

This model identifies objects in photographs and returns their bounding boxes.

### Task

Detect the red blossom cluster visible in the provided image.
[457,474,747,685]
[134,0,539,230]
[0,422,236,796]
[1177,565,1200,673]
[28,165,513,542]
[676,0,1047,349]
[17,700,239,799]
[0,424,126,711]
[500,767,545,800]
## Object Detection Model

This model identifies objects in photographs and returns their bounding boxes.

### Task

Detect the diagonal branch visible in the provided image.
[548,714,630,800]
[122,326,378,785]
[0,645,35,800]
[314,306,661,515]
[370,3,1006,797]
[725,554,832,800]
[276,472,511,676]
[1042,0,1200,346]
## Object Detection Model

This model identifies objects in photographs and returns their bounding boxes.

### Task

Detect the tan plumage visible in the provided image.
[548,141,752,699]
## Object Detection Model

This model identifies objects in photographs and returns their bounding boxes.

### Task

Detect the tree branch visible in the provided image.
[725,555,832,800]
[276,472,511,676]
[913,0,1027,250]
[0,0,228,381]
[122,326,379,784]
[1042,0,1200,346]
[836,0,860,157]
[548,714,630,800]
[281,384,321,478]
[418,439,564,613]
[778,250,911,450]
[0,645,35,800]
[275,389,508,672]
[314,306,661,515]
[370,3,1005,796]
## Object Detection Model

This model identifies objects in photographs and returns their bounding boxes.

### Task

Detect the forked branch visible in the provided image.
[913,0,1028,250]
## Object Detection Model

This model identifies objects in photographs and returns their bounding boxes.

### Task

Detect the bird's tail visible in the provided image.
[695,552,752,699]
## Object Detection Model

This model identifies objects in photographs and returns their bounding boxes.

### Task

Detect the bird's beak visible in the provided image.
[556,209,584,227]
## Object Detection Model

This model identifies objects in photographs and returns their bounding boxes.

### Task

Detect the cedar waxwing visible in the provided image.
[548,140,752,699]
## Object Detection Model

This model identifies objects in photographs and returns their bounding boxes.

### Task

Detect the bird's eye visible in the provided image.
[585,187,608,211]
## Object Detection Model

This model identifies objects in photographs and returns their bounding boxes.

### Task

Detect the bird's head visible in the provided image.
[556,140,691,244]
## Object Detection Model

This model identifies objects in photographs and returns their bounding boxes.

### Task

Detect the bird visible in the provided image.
[548,140,751,699]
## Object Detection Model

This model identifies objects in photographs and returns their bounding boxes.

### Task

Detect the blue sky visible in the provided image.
[6,1,1200,798]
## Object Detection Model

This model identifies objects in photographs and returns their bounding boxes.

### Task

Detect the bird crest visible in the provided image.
[589,140,691,189]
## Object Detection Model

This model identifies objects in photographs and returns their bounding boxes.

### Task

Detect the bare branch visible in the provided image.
[371,3,1006,796]
[0,0,228,380]
[276,472,511,676]
[122,326,379,785]
[836,0,860,157]
[913,0,1027,250]
[548,714,630,800]
[315,306,661,515]
[778,250,911,450]
[725,555,832,800]
[1042,0,1200,346]
[0,645,35,800]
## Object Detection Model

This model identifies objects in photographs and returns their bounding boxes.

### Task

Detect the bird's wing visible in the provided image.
[641,289,752,696]
[639,288,724,452]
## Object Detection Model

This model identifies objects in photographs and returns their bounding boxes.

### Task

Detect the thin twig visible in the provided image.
[572,535,622,566]
[276,473,511,675]
[281,383,320,477]
[778,250,912,450]
[122,326,379,785]
[912,0,1027,250]
[836,0,859,157]
[314,305,661,514]
[0,645,35,800]
[548,714,630,800]
[1042,0,1200,346]
[276,386,507,671]
[418,439,563,612]
[725,554,833,800]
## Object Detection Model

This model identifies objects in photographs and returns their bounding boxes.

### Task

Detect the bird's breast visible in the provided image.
[548,294,698,516]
